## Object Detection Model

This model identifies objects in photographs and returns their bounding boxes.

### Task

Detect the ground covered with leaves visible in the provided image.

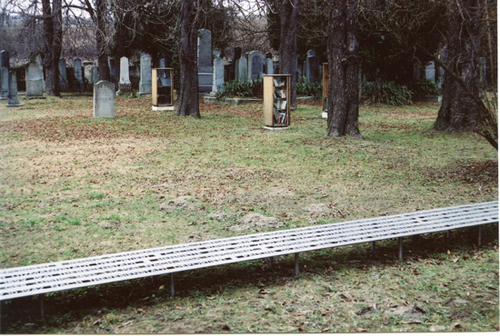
[0,95,498,333]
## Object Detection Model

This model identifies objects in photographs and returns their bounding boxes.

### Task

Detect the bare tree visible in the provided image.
[42,0,63,96]
[326,0,361,138]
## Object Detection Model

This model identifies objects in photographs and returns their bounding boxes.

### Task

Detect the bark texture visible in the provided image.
[326,0,361,138]
[96,0,110,82]
[434,0,482,132]
[177,0,200,118]
[41,0,62,97]
[279,0,301,109]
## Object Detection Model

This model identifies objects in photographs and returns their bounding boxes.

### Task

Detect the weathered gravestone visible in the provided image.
[138,54,152,95]
[237,55,248,82]
[26,63,44,98]
[425,61,435,82]
[230,47,241,81]
[198,29,213,93]
[59,59,69,91]
[304,50,320,83]
[93,80,115,118]
[118,57,132,93]
[73,58,84,91]
[92,66,98,85]
[0,67,8,100]
[6,71,22,107]
[265,52,274,75]
[247,51,263,81]
[212,50,225,94]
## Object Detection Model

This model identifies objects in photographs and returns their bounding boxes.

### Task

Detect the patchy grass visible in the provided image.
[0,96,497,333]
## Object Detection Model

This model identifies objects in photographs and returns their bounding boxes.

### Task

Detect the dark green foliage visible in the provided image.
[215,80,263,100]
[410,79,440,100]
[363,81,413,106]
[296,78,322,99]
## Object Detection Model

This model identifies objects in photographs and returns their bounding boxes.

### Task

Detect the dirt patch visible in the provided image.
[386,302,428,322]
[304,203,331,215]
[208,211,230,221]
[159,196,201,213]
[230,213,284,232]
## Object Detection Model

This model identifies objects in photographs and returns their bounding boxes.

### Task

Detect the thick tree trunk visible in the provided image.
[326,0,361,138]
[434,0,482,132]
[177,0,200,118]
[279,0,301,109]
[96,0,110,82]
[41,0,62,97]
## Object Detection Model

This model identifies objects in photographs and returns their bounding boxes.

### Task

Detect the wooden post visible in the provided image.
[294,253,300,277]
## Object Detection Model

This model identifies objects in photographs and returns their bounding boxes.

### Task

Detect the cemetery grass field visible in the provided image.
[0,95,498,333]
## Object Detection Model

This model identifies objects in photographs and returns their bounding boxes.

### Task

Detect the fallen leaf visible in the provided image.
[450,323,462,331]
[356,328,368,332]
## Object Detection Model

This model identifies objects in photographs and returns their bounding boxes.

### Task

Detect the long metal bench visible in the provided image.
[1,201,498,306]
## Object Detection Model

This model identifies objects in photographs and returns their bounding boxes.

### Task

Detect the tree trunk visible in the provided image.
[279,0,301,109]
[434,0,482,132]
[326,0,361,138]
[177,0,200,118]
[41,0,62,97]
[96,0,110,82]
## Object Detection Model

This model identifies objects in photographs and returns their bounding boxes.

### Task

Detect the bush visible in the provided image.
[215,79,263,100]
[297,78,322,99]
[410,79,440,100]
[363,81,413,105]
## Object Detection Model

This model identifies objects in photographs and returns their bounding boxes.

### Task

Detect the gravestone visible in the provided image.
[73,58,84,91]
[159,52,168,68]
[230,47,241,81]
[59,58,69,90]
[0,50,8,92]
[93,80,115,118]
[304,50,320,83]
[425,61,435,82]
[6,71,22,107]
[109,58,116,84]
[237,55,248,82]
[1,67,9,100]
[92,66,99,85]
[118,56,132,93]
[212,53,225,94]
[138,54,152,95]
[83,62,93,85]
[247,51,263,82]
[265,53,274,75]
[198,29,213,93]
[26,63,44,98]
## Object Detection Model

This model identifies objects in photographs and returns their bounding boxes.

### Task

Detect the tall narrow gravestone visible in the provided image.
[237,55,248,82]
[73,58,84,91]
[6,71,22,107]
[59,59,69,91]
[94,80,115,118]
[304,50,320,83]
[247,51,263,81]
[198,29,213,93]
[26,63,44,98]
[425,61,435,82]
[138,54,152,95]
[118,57,132,93]
[0,67,8,100]
[212,51,225,94]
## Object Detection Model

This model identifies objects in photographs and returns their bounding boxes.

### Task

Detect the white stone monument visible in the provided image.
[93,80,115,118]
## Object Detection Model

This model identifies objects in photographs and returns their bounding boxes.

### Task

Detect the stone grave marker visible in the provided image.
[26,63,44,98]
[0,67,8,100]
[237,55,248,82]
[198,29,213,93]
[248,51,263,81]
[304,50,320,83]
[138,54,152,95]
[425,61,435,82]
[92,66,98,85]
[109,58,116,83]
[59,58,69,90]
[6,71,22,107]
[230,47,241,81]
[212,52,225,94]
[93,80,115,118]
[118,57,132,93]
[265,53,274,75]
[73,58,84,91]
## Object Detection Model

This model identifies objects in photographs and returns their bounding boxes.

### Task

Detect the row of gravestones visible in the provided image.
[0,50,22,107]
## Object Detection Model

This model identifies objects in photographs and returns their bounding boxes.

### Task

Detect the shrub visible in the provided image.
[297,78,322,99]
[410,79,440,100]
[215,79,263,100]
[363,81,413,105]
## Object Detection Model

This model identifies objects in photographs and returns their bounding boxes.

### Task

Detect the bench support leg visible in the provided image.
[294,253,299,277]
[371,241,375,251]
[398,237,403,260]
[478,226,482,247]
[447,230,451,239]
[269,257,274,267]
[170,274,175,298]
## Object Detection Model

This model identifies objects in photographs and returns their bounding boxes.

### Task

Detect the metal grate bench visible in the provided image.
[1,201,498,304]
